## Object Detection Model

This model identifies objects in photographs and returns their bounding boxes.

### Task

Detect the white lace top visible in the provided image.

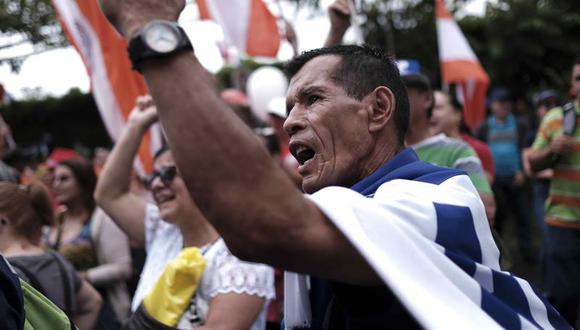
[176,238,275,329]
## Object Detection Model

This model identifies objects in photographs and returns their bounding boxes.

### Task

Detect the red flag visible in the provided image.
[436,0,489,130]
[52,0,161,174]
[196,0,281,57]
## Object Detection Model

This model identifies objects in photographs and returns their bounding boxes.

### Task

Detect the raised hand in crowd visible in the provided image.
[94,95,158,247]
[97,0,185,38]
[324,0,354,47]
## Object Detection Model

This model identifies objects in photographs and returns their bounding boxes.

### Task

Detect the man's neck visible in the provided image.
[447,128,461,139]
[358,143,402,183]
[405,119,432,146]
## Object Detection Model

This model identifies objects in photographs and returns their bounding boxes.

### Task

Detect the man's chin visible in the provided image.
[302,177,323,194]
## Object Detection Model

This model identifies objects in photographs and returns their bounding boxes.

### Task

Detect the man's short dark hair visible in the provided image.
[575,56,580,66]
[402,73,434,118]
[401,74,432,93]
[284,45,410,146]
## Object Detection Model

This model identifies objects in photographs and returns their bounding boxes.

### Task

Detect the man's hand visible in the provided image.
[328,0,353,34]
[97,0,185,38]
[549,135,575,156]
[282,20,299,56]
[127,95,159,131]
[514,171,526,187]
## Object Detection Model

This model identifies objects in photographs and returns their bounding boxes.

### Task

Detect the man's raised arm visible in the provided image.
[97,0,379,286]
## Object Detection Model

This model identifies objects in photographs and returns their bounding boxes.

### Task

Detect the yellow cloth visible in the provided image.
[143,247,206,327]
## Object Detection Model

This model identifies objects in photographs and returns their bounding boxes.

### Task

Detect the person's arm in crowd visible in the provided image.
[282,19,299,57]
[528,109,575,172]
[323,0,352,47]
[86,211,132,287]
[97,0,381,286]
[73,280,103,330]
[94,97,158,247]
[522,148,553,179]
[528,135,575,172]
[198,294,264,330]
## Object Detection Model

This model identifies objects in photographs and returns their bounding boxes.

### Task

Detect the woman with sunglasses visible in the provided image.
[95,95,274,329]
[0,181,102,329]
[45,157,132,327]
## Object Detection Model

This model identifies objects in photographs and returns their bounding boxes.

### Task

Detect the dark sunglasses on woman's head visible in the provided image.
[145,165,178,188]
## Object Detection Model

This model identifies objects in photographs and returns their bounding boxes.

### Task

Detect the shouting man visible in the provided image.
[97,1,568,328]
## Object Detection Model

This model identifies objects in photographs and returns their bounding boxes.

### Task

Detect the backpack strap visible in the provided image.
[562,102,577,136]
[9,261,46,297]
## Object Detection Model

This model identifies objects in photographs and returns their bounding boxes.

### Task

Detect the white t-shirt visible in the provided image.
[177,239,275,329]
[131,204,183,311]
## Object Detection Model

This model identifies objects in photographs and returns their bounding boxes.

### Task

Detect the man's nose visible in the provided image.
[283,107,306,137]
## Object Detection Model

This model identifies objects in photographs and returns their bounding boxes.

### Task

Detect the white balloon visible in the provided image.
[246,66,288,122]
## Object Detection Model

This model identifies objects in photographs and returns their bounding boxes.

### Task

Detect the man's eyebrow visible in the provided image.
[286,85,329,114]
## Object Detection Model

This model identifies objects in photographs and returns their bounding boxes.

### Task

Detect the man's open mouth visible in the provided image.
[291,144,316,165]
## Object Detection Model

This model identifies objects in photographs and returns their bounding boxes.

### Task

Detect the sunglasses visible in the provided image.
[575,75,580,82]
[145,165,178,188]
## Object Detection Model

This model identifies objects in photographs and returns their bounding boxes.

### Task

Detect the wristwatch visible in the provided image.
[128,20,193,72]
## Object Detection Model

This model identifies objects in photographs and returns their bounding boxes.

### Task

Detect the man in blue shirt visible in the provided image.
[476,88,533,261]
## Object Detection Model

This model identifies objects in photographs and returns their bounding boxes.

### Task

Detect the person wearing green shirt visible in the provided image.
[528,57,580,326]
[402,73,496,226]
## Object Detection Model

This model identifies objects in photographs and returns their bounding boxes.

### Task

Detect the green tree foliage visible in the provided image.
[0,0,67,71]
[291,0,580,99]
[467,0,580,97]
[0,89,111,152]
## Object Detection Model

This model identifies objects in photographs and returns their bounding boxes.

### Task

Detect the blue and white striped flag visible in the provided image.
[285,149,569,329]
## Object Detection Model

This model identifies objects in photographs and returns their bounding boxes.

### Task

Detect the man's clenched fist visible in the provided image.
[97,0,185,38]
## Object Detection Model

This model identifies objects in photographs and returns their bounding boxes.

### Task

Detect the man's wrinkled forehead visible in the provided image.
[289,55,342,87]
[286,55,343,105]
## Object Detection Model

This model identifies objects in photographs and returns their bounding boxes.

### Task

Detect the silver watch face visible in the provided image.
[143,22,180,54]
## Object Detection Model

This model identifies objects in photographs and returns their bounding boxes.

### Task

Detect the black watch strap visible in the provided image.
[127,22,193,73]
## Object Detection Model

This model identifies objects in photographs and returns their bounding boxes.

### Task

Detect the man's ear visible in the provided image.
[368,86,396,133]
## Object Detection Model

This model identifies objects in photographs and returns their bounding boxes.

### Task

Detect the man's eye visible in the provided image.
[307,95,320,105]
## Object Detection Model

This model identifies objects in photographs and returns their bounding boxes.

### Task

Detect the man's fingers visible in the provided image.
[331,4,350,16]
[330,0,351,16]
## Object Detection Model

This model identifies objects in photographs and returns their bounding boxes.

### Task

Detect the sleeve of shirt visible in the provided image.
[206,243,275,301]
[451,145,492,195]
[532,109,558,150]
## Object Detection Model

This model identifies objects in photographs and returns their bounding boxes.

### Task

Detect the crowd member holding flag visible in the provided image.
[96,0,569,328]
[95,96,274,329]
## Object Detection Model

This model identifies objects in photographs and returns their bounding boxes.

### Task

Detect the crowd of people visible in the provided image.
[0,0,579,329]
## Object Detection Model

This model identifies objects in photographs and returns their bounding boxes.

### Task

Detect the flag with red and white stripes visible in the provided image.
[436,0,489,130]
[196,0,280,58]
[52,0,161,175]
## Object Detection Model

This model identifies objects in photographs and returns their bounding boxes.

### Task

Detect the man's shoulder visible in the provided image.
[415,135,478,167]
[545,106,565,122]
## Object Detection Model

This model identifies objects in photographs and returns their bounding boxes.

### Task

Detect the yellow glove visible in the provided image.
[143,247,206,327]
